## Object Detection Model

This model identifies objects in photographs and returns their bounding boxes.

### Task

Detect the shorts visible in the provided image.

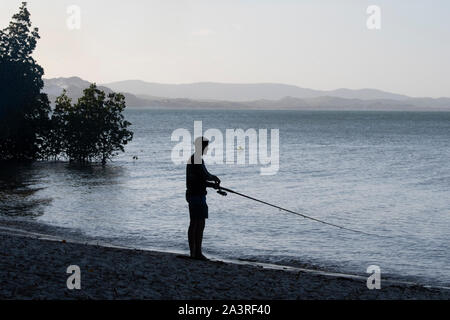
[186,195,209,220]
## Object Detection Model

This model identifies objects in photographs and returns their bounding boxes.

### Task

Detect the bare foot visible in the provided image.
[194,254,209,261]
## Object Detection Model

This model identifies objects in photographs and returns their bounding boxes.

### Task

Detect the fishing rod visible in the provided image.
[217,186,376,236]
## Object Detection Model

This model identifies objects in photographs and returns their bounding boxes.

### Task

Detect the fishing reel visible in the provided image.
[214,182,227,196]
[217,189,228,197]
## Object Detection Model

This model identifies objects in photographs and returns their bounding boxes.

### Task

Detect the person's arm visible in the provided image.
[201,163,221,188]
[205,181,219,189]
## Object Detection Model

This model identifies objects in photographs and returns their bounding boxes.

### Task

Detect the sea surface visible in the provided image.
[1,109,449,287]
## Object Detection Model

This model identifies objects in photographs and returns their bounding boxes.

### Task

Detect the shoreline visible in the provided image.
[1,227,449,299]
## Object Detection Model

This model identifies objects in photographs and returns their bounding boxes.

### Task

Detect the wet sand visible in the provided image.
[0,231,449,300]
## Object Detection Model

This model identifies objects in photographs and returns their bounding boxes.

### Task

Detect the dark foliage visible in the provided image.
[0,2,51,161]
[1,3,133,164]
[50,85,134,164]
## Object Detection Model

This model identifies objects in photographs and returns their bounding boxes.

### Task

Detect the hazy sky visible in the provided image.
[1,0,449,97]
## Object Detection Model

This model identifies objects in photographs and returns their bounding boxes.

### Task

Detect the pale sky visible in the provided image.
[1,0,449,97]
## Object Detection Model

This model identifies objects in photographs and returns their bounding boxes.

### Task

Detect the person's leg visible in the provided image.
[188,219,196,258]
[195,219,207,260]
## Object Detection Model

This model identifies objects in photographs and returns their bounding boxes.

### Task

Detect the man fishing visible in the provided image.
[185,137,371,262]
[186,137,223,260]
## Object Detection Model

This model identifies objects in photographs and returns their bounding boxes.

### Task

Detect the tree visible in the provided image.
[43,91,70,161]
[0,3,133,164]
[52,84,133,164]
[0,2,51,161]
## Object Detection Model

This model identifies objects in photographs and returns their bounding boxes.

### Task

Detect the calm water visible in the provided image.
[1,110,449,286]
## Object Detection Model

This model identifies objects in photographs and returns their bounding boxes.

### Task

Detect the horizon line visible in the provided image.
[43,76,450,100]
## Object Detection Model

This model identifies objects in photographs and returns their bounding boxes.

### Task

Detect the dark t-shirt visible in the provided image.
[186,155,211,197]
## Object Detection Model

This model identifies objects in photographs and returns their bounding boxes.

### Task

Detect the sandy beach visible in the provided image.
[0,226,449,300]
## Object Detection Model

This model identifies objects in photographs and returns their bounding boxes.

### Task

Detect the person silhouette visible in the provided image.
[186,137,221,260]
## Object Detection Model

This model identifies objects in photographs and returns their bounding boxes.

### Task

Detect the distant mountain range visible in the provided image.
[103,80,413,101]
[43,77,450,111]
[44,77,149,107]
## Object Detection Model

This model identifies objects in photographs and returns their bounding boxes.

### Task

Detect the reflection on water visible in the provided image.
[62,163,126,187]
[0,162,125,217]
[0,163,49,217]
